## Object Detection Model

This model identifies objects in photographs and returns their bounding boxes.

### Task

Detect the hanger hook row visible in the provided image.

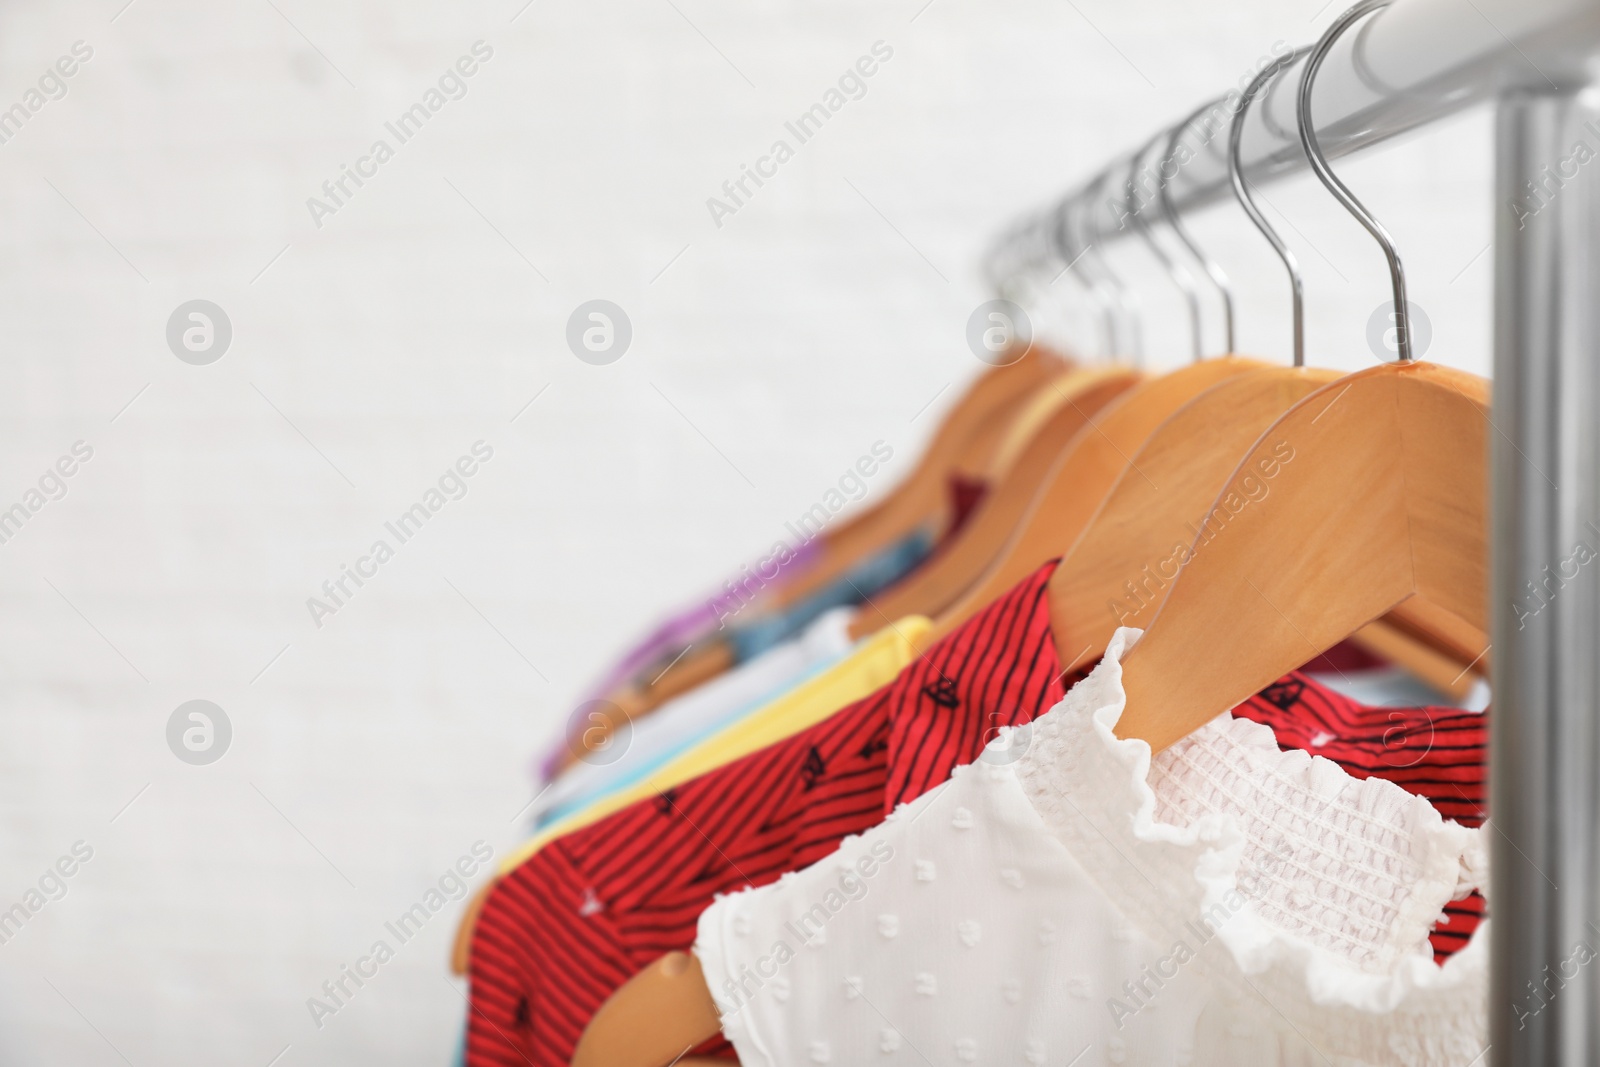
[1160,98,1236,356]
[1298,0,1415,363]
[1231,44,1315,367]
[1089,170,1144,363]
[1126,134,1204,362]
[1051,198,1119,359]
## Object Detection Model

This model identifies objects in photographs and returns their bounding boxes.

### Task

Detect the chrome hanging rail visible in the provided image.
[988,0,1600,286]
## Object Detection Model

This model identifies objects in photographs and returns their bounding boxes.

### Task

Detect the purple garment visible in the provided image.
[535,538,823,782]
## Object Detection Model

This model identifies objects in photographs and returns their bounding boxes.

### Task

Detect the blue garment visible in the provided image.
[725,526,933,663]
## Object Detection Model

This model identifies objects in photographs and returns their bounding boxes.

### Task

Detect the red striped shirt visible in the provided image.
[465,561,1487,1067]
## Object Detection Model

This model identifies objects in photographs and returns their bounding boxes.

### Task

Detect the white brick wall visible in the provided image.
[0,0,1491,1063]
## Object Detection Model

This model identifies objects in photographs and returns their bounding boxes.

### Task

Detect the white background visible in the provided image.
[0,0,1491,1063]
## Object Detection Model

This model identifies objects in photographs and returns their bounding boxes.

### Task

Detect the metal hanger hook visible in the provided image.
[1084,172,1143,362]
[1160,99,1236,355]
[1126,136,1204,362]
[1298,0,1416,363]
[1231,44,1314,367]
[1051,199,1118,359]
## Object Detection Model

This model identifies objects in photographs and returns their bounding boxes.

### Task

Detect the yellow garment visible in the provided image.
[450,615,931,974]
[509,614,927,871]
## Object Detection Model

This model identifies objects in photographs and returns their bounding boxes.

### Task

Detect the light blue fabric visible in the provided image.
[725,526,933,663]
[532,649,846,829]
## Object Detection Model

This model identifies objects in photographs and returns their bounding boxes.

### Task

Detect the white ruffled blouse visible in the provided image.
[694,628,1488,1066]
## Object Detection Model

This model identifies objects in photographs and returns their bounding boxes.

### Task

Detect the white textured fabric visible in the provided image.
[535,607,856,822]
[695,628,1488,1066]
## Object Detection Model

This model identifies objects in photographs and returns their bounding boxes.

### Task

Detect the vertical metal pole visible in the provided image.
[1492,84,1600,1067]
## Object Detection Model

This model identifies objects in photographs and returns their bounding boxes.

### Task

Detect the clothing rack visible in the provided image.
[988,0,1600,1063]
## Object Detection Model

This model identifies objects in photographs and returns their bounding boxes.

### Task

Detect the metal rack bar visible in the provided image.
[1492,84,1600,1067]
[989,0,1600,276]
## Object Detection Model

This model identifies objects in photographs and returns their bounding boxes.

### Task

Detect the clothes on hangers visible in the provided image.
[448,615,934,977]
[537,525,938,784]
[723,526,935,663]
[527,616,930,869]
[540,538,826,781]
[532,607,859,829]
[695,629,1487,1067]
[465,562,1067,1065]
[636,616,934,800]
[463,562,1489,1067]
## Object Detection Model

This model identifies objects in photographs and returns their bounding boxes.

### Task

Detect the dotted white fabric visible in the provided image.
[695,628,1488,1066]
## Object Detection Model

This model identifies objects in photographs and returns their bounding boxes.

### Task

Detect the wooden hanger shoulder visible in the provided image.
[1046,365,1342,670]
[570,951,721,1067]
[1363,595,1490,678]
[984,366,1124,477]
[848,366,1140,639]
[1115,361,1489,753]
[922,356,1268,645]
[1348,616,1484,701]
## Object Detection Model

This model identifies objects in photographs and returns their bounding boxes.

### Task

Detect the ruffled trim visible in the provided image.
[1010,627,1487,1063]
[1457,836,1490,902]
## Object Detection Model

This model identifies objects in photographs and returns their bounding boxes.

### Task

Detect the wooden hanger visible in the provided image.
[571,952,721,1067]
[1115,0,1488,751]
[1024,103,1318,664]
[1377,596,1488,672]
[1039,364,1487,693]
[1045,53,1487,691]
[1113,359,1488,751]
[906,117,1318,646]
[785,151,1203,648]
[1045,364,1340,666]
[1347,614,1486,702]
[913,355,1266,643]
[987,364,1123,479]
[845,364,1141,639]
